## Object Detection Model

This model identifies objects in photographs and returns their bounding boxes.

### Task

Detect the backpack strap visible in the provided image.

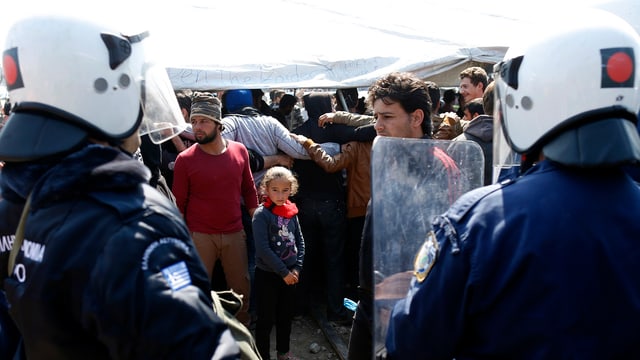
[8,194,31,276]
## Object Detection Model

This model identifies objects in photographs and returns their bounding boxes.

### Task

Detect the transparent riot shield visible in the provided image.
[372,137,484,357]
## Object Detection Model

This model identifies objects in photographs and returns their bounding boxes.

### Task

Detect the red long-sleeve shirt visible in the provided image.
[172,140,258,233]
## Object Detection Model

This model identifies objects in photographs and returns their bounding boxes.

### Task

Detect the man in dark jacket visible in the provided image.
[291,92,353,324]
[347,72,465,360]
[453,81,496,185]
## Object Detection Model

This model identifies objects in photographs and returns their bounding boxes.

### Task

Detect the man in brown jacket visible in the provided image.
[291,111,376,304]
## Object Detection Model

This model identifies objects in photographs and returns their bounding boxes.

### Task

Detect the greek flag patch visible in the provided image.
[161,261,192,291]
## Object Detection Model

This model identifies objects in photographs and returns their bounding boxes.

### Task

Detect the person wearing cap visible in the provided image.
[172,91,259,329]
[386,9,640,359]
[0,14,240,359]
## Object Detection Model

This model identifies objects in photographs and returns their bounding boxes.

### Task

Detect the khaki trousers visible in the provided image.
[191,230,251,327]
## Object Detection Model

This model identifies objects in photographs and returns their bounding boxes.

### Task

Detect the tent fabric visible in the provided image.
[0,0,638,91]
[159,0,520,89]
[155,0,640,89]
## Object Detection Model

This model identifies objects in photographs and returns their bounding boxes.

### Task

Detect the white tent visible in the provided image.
[156,0,516,90]
[154,0,640,89]
[1,0,639,90]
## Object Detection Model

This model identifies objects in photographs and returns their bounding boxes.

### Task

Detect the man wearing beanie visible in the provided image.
[172,92,259,328]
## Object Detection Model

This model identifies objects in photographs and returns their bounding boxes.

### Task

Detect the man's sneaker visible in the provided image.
[277,351,299,360]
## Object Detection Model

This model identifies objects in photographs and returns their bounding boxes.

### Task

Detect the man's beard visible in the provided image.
[195,128,218,145]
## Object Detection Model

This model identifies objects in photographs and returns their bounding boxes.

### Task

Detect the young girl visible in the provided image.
[252,166,305,360]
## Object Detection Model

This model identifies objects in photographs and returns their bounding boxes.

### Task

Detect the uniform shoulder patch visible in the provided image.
[161,261,192,291]
[414,231,439,283]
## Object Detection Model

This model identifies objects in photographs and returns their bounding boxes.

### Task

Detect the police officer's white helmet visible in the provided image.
[494,8,640,167]
[0,14,185,162]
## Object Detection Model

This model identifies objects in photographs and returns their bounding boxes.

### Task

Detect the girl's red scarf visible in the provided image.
[263,198,298,219]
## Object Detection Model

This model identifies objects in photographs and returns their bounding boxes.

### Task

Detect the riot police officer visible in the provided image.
[386,9,640,359]
[0,14,239,359]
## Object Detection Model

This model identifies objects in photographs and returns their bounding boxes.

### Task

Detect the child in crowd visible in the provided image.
[252,166,305,360]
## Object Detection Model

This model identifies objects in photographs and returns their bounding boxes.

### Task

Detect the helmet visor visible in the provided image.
[492,81,521,183]
[492,116,521,183]
[138,64,186,144]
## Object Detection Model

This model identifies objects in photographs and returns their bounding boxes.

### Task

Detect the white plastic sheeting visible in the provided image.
[1,0,638,90]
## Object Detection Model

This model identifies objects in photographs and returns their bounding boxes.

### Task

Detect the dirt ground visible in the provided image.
[260,314,351,360]
[212,266,351,359]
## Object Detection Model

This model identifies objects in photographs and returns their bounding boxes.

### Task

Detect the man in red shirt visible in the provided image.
[173,92,259,328]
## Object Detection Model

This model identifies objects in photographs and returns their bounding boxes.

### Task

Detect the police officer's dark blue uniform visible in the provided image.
[0,197,21,359]
[386,9,640,359]
[0,14,240,359]
[387,160,640,359]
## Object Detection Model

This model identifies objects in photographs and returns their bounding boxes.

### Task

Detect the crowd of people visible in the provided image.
[1,7,640,360]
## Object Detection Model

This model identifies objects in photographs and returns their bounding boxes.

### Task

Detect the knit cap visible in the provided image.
[190,92,222,124]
